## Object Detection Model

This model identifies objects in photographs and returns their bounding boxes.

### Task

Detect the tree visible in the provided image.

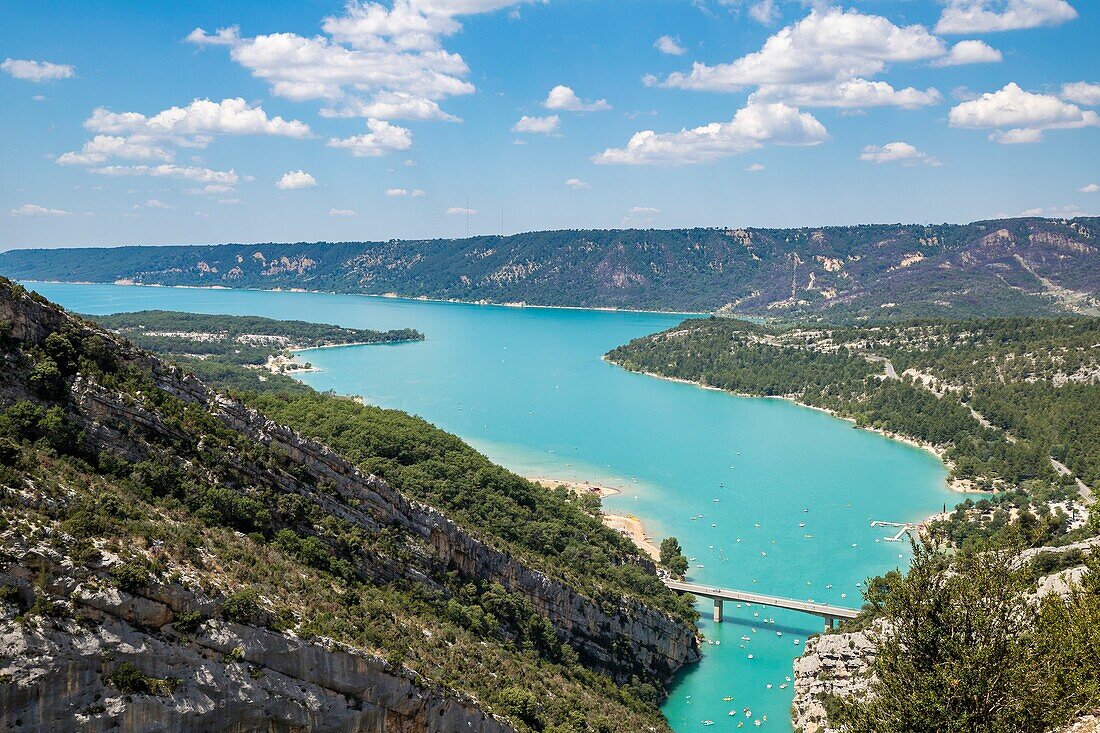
[659,536,689,579]
[836,539,1050,733]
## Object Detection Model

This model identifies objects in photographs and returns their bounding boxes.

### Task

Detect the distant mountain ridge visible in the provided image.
[3,217,1099,319]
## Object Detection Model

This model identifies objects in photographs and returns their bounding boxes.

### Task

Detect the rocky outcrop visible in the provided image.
[1,566,511,733]
[790,629,875,733]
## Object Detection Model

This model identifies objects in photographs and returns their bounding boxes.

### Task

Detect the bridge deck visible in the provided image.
[665,580,860,620]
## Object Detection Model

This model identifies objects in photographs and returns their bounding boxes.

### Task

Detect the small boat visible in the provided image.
[766,684,772,689]
[799,522,806,528]
[776,631,782,637]
[723,696,734,702]
[780,683,788,689]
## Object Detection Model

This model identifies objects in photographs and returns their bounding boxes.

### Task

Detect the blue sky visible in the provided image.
[2,0,1098,249]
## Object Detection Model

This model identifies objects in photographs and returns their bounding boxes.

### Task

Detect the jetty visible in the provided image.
[870,519,919,542]
[664,580,860,630]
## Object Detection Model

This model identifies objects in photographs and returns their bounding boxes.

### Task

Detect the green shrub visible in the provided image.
[29,356,63,398]
[107,662,148,694]
[221,589,262,625]
[173,610,203,634]
[111,562,150,593]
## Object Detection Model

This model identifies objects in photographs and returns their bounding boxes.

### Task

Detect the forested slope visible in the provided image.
[3,217,1098,318]
[608,316,1100,549]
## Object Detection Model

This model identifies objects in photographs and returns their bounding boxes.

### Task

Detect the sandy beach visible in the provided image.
[528,476,622,498]
[530,476,660,561]
[602,513,661,561]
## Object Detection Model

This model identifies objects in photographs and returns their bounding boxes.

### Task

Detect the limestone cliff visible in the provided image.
[0,281,699,731]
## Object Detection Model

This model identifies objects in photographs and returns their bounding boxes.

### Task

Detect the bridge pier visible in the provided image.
[824,617,836,632]
[713,598,723,623]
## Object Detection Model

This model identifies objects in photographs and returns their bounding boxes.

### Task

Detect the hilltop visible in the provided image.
[2,217,1099,319]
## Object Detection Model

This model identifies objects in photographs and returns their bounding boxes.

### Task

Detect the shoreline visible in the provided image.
[609,359,990,500]
[528,476,623,498]
[529,476,660,561]
[262,338,427,376]
[20,278,708,318]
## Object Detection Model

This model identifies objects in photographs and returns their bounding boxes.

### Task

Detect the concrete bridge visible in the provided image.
[664,580,861,631]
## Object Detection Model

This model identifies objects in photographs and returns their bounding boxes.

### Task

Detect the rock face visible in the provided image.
[2,578,509,733]
[790,629,875,733]
[0,281,699,730]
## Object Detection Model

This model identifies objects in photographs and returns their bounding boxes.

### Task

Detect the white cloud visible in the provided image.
[386,188,409,196]
[412,188,426,197]
[185,25,241,46]
[593,102,826,166]
[89,164,241,184]
[276,170,317,190]
[949,82,1100,144]
[217,198,241,205]
[544,85,611,112]
[745,163,765,172]
[10,203,71,217]
[59,98,310,169]
[654,35,686,56]
[512,114,560,134]
[1019,204,1090,218]
[1079,183,1099,193]
[329,208,358,216]
[859,141,941,166]
[747,0,779,25]
[936,0,1078,34]
[447,206,477,215]
[140,198,174,209]
[185,2,532,127]
[930,40,1003,67]
[1,58,75,82]
[661,8,945,92]
[85,98,310,139]
[328,118,414,157]
[57,135,175,166]
[751,79,941,109]
[989,128,1045,144]
[564,178,591,189]
[187,183,235,196]
[320,91,460,121]
[621,206,660,226]
[1062,82,1100,106]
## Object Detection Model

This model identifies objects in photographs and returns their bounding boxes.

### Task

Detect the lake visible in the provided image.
[29,282,954,732]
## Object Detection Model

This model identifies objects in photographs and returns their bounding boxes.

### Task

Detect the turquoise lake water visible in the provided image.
[28,282,954,732]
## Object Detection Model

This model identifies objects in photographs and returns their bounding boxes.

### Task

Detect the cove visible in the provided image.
[29,282,955,732]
